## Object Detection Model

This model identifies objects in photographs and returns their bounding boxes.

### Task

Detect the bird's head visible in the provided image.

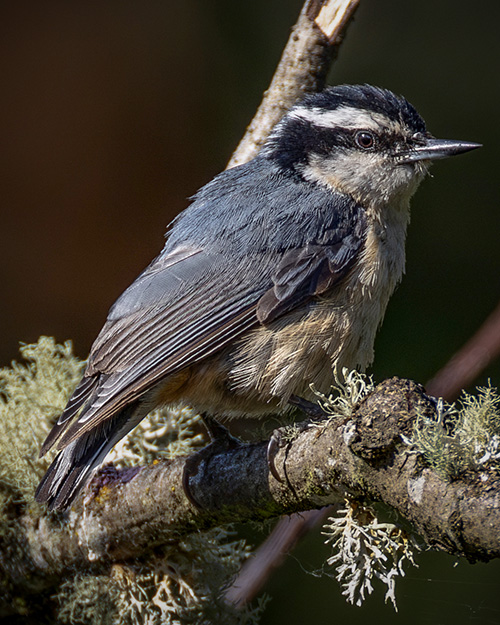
[263,84,480,209]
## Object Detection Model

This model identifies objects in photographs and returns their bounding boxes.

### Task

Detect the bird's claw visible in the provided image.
[288,395,326,420]
[267,431,285,482]
[267,395,327,483]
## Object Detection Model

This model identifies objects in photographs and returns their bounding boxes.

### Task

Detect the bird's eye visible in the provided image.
[355,131,376,150]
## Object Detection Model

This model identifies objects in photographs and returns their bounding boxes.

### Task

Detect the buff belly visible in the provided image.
[152,215,408,419]
[161,282,392,419]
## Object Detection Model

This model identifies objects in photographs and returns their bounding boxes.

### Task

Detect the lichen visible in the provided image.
[0,338,263,624]
[58,573,119,624]
[104,403,205,468]
[0,336,84,503]
[323,500,419,610]
[412,384,500,478]
[58,532,264,625]
[310,368,375,422]
[8,340,498,619]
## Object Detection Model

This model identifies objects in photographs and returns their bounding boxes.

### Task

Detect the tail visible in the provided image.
[35,404,143,511]
[35,436,110,510]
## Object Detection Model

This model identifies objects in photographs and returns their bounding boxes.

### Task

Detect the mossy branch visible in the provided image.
[57,378,500,565]
[4,376,499,615]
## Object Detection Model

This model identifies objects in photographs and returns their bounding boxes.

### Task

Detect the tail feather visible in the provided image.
[35,438,109,510]
[36,403,144,511]
[39,375,98,457]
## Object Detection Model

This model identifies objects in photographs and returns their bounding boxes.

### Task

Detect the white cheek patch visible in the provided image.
[289,105,403,136]
[301,149,423,207]
[302,151,384,192]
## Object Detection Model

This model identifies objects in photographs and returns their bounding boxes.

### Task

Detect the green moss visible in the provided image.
[303,468,325,498]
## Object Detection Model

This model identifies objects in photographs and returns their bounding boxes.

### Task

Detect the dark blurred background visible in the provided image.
[1,0,499,622]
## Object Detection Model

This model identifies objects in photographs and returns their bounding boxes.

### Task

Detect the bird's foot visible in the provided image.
[202,414,241,446]
[288,394,327,420]
[182,415,242,507]
[267,395,327,483]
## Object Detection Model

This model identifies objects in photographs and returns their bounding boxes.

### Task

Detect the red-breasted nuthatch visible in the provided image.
[36,85,480,510]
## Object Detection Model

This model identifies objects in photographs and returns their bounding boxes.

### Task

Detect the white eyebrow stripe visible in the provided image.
[289,105,395,133]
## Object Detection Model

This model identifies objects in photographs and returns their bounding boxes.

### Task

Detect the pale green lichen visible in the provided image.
[0,338,263,625]
[57,574,119,625]
[5,340,498,620]
[323,501,419,610]
[104,404,205,468]
[412,384,500,478]
[317,374,500,611]
[58,532,264,625]
[312,371,419,610]
[0,336,84,502]
[310,368,374,421]
[274,423,302,444]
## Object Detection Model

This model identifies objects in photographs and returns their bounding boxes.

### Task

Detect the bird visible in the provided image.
[35,84,480,510]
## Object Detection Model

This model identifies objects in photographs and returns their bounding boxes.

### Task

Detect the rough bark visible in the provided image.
[4,378,499,614]
[227,0,360,168]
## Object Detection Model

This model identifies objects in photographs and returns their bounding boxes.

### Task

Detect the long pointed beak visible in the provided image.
[399,138,482,164]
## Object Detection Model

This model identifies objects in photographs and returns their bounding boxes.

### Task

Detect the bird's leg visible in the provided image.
[267,394,327,483]
[201,414,241,447]
[182,414,242,507]
[288,394,327,420]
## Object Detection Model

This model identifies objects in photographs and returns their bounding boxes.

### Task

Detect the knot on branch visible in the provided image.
[347,377,436,464]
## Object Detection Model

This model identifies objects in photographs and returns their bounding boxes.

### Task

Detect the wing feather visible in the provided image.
[45,197,367,454]
[257,227,365,323]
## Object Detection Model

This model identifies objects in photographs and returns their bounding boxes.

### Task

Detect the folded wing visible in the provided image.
[41,203,366,456]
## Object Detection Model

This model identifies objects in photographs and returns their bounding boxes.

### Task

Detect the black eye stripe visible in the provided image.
[267,115,417,170]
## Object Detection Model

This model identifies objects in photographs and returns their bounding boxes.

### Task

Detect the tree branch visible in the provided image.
[426,299,500,401]
[227,0,360,168]
[228,300,500,606]
[8,378,499,612]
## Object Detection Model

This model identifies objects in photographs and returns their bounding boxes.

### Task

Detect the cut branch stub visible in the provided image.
[348,378,436,463]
